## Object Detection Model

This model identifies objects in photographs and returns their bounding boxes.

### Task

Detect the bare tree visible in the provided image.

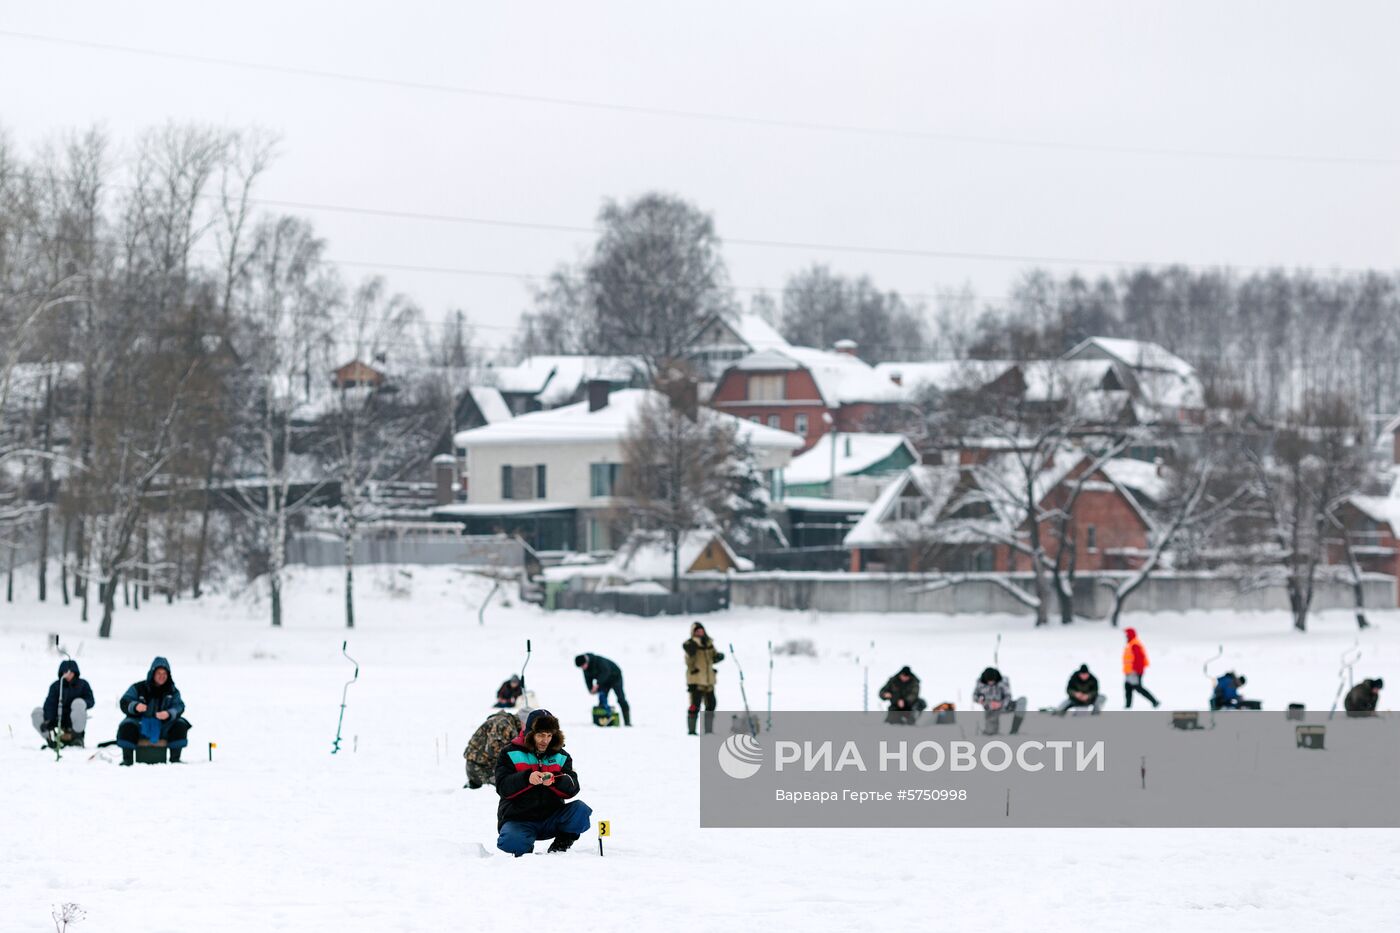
[316,277,437,628]
[1239,396,1371,632]
[588,193,731,378]
[616,391,755,591]
[226,216,335,627]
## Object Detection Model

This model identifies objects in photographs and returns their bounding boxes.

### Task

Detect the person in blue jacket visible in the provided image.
[32,659,96,748]
[1211,672,1248,710]
[115,657,191,765]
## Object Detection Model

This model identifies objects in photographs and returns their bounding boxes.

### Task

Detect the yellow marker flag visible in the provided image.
[598,821,611,837]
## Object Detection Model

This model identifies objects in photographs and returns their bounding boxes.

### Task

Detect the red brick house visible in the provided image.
[709,342,906,451]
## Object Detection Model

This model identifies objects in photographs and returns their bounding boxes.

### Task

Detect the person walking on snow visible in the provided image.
[33,659,95,748]
[1122,628,1160,709]
[684,622,724,735]
[879,666,927,725]
[115,656,191,765]
[495,709,592,856]
[1055,664,1106,715]
[575,653,630,726]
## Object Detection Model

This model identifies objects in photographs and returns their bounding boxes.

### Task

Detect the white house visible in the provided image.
[439,386,803,552]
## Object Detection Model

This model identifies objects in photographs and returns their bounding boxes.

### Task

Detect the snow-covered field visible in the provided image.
[2,564,1397,932]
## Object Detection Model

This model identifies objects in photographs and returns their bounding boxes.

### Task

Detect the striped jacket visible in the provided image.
[494,735,580,828]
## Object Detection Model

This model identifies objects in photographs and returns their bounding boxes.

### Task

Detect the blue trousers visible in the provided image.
[497,800,592,855]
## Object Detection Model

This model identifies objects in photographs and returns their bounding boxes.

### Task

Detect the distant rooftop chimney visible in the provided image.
[587,379,611,412]
[833,339,858,357]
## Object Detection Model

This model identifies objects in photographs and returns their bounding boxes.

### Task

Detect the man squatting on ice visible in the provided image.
[495,709,592,856]
[684,622,724,735]
[879,666,926,725]
[33,659,95,748]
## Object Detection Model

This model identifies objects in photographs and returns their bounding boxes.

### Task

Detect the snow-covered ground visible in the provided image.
[2,564,1397,932]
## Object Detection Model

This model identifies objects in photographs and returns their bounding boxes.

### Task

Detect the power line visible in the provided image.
[2,29,1398,169]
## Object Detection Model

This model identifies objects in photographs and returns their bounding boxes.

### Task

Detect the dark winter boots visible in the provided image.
[169,747,182,763]
[703,710,715,734]
[687,711,699,735]
[121,748,134,766]
[547,832,579,853]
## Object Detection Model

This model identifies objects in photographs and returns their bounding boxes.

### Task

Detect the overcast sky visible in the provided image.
[2,2,1397,356]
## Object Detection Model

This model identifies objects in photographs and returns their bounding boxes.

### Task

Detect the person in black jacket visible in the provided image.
[115,656,191,765]
[879,667,927,724]
[32,659,96,748]
[575,653,630,726]
[1344,678,1384,717]
[494,675,524,708]
[1055,664,1105,714]
[495,709,592,856]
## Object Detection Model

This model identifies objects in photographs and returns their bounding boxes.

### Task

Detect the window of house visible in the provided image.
[748,373,785,401]
[766,414,781,430]
[504,464,544,500]
[894,494,923,521]
[795,413,809,435]
[590,463,621,498]
[1086,525,1097,552]
[749,416,760,423]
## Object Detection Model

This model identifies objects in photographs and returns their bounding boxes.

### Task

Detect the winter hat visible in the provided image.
[898,666,912,677]
[1237,675,1247,686]
[1372,678,1385,690]
[525,712,561,739]
[1124,628,1138,641]
[1076,664,1089,674]
[980,666,1001,683]
[574,654,588,667]
[57,659,80,678]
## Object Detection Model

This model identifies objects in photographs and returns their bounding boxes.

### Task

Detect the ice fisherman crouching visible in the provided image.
[495,709,592,856]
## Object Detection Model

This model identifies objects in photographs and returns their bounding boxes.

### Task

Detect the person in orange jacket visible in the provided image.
[1122,627,1160,708]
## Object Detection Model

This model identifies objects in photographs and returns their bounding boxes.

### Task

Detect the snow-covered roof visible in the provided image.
[873,360,1014,399]
[466,386,512,424]
[1065,337,1196,378]
[843,466,964,548]
[1014,360,1120,403]
[1102,458,1170,504]
[777,496,874,514]
[730,313,790,352]
[607,529,753,578]
[453,388,804,452]
[487,356,642,408]
[433,502,574,518]
[731,347,904,405]
[784,433,917,485]
[1348,495,1400,532]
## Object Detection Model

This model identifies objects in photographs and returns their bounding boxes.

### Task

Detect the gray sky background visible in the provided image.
[2,2,1397,357]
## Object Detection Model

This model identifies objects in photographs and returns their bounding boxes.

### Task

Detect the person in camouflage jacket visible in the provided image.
[879,666,927,724]
[464,710,523,789]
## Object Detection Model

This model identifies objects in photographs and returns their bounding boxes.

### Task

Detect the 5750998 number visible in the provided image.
[902,789,967,801]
